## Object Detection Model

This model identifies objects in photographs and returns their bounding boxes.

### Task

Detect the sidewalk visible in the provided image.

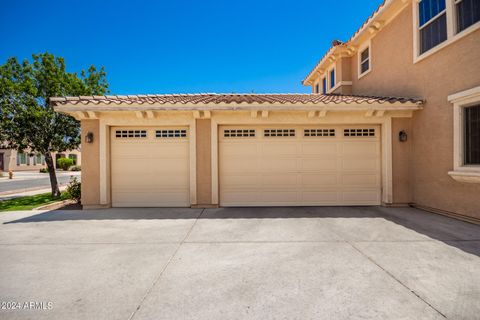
[0,171,78,183]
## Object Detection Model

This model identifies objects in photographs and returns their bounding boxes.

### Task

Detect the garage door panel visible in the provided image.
[342,158,379,171]
[342,142,379,155]
[300,158,337,171]
[301,191,339,203]
[112,191,189,207]
[113,175,189,188]
[301,174,338,186]
[260,159,297,171]
[261,174,298,186]
[261,143,297,155]
[221,174,260,188]
[260,191,298,202]
[111,127,190,207]
[342,174,379,187]
[220,158,258,173]
[220,143,258,155]
[221,191,260,204]
[219,125,381,207]
[342,191,380,203]
[301,143,338,155]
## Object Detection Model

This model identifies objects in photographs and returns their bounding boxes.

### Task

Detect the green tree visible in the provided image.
[0,53,108,197]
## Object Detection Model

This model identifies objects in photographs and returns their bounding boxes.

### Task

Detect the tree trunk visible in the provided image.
[45,152,61,197]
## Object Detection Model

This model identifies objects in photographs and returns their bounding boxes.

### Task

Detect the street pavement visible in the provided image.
[0,171,81,195]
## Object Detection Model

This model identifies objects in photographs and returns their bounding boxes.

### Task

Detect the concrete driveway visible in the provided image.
[0,206,479,320]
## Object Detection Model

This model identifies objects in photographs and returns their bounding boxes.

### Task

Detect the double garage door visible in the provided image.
[219,125,381,206]
[110,125,381,207]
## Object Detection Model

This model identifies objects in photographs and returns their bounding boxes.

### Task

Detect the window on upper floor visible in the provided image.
[359,46,371,76]
[329,69,335,89]
[315,83,320,94]
[455,0,480,33]
[419,0,448,54]
[414,0,480,61]
[322,77,327,94]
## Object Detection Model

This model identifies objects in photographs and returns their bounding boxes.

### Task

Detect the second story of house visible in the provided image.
[303,0,480,99]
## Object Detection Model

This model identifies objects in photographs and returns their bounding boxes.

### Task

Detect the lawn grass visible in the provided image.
[0,193,67,212]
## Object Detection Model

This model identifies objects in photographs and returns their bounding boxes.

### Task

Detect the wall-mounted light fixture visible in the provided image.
[399,130,408,142]
[85,132,94,144]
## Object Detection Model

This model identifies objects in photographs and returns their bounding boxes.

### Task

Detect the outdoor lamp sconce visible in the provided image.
[399,130,408,142]
[85,132,94,144]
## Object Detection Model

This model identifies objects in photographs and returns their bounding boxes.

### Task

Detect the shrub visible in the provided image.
[69,165,81,171]
[57,158,74,170]
[39,168,49,173]
[65,176,81,203]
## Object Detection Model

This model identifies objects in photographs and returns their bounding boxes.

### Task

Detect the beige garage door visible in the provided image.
[219,125,381,206]
[111,127,190,207]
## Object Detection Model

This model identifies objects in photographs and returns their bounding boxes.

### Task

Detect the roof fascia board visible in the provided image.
[54,102,423,115]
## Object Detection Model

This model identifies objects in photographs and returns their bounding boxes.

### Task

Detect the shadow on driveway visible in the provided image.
[4,205,480,256]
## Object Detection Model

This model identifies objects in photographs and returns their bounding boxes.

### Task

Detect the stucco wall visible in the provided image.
[350,4,480,218]
[391,118,412,204]
[80,120,100,206]
[196,119,212,205]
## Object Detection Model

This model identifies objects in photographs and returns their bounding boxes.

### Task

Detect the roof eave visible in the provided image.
[54,101,423,115]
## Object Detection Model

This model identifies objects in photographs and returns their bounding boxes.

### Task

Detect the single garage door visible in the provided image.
[219,125,381,206]
[111,127,190,207]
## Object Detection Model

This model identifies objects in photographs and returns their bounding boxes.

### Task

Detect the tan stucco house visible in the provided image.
[52,0,480,223]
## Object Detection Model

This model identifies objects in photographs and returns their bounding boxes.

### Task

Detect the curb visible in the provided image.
[34,199,74,211]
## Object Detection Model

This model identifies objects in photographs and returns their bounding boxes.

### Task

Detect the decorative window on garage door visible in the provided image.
[156,129,187,138]
[344,128,375,137]
[304,129,335,137]
[115,130,147,138]
[224,129,255,137]
[264,129,295,137]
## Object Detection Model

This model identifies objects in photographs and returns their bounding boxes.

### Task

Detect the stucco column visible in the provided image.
[80,120,101,208]
[195,119,213,206]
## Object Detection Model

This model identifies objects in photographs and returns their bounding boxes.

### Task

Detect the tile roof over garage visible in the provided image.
[50,93,423,107]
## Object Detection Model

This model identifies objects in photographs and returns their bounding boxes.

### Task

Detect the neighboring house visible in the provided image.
[0,148,81,172]
[51,0,479,223]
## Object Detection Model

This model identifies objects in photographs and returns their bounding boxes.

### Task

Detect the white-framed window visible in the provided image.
[17,152,27,165]
[314,82,320,94]
[448,86,480,183]
[455,0,480,33]
[418,0,448,54]
[329,68,336,89]
[413,0,480,62]
[34,154,45,165]
[358,42,371,78]
[322,77,327,94]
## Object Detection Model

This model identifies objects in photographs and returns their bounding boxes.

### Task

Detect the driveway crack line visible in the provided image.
[128,208,205,320]
[347,241,447,319]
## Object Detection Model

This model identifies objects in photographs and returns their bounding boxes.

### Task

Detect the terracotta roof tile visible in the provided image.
[50,93,423,107]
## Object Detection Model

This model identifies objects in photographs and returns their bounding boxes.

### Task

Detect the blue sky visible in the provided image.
[1,0,380,94]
